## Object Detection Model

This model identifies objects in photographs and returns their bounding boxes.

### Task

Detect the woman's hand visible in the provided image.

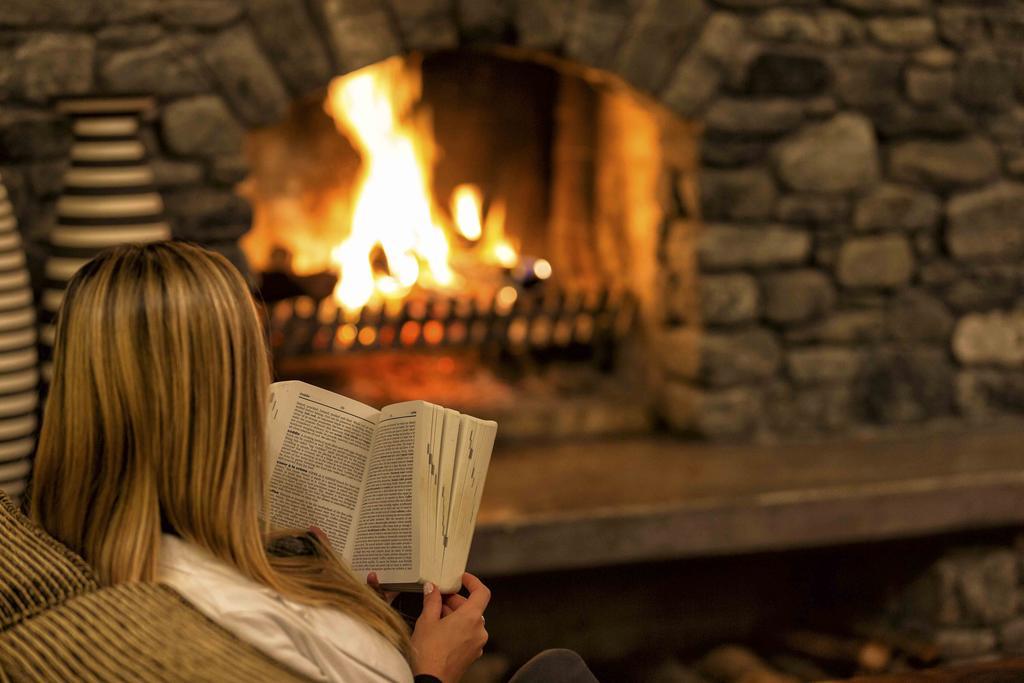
[411,573,490,682]
[366,572,400,605]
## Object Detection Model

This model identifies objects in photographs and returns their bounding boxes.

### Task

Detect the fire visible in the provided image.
[326,57,456,311]
[451,184,483,241]
[244,56,528,314]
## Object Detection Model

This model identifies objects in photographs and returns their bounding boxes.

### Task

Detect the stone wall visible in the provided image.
[888,536,1024,662]
[0,0,1023,439]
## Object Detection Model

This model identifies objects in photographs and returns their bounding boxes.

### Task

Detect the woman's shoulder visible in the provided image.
[157,535,412,683]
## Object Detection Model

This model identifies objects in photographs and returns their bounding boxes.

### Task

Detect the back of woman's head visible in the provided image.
[31,241,412,659]
[32,241,271,581]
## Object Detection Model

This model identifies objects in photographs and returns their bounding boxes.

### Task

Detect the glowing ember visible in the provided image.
[326,57,455,312]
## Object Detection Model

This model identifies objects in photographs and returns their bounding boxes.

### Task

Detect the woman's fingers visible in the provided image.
[462,573,491,611]
[443,594,468,610]
[418,582,442,623]
[366,572,399,604]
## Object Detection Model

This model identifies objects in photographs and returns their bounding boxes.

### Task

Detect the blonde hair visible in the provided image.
[31,241,411,660]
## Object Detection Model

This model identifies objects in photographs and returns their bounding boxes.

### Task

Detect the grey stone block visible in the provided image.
[956,370,1024,418]
[613,0,705,95]
[699,328,781,388]
[658,327,700,381]
[699,224,811,270]
[96,23,164,47]
[889,136,999,191]
[661,381,761,438]
[913,46,956,69]
[999,618,1024,655]
[745,52,830,96]
[202,25,291,126]
[832,0,927,13]
[832,47,902,107]
[661,51,721,117]
[159,0,243,26]
[858,347,954,423]
[774,113,880,193]
[905,66,954,106]
[853,183,940,233]
[946,182,1024,262]
[706,98,804,136]
[457,0,510,40]
[953,311,1024,367]
[210,155,249,185]
[957,550,1020,624]
[700,166,777,221]
[762,269,836,324]
[765,382,854,433]
[885,290,953,343]
[934,628,997,660]
[320,2,401,71]
[955,49,1015,111]
[246,0,333,96]
[563,0,631,69]
[99,36,209,97]
[163,187,253,242]
[708,0,782,7]
[751,8,863,47]
[837,235,914,288]
[785,310,886,344]
[150,158,204,187]
[10,33,94,103]
[867,16,935,49]
[776,194,849,225]
[391,0,458,51]
[698,273,760,326]
[162,95,245,158]
[787,347,862,385]
[513,0,572,49]
[870,102,972,138]
[0,108,71,161]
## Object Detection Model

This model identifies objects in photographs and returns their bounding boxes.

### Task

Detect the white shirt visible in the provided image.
[157,534,413,683]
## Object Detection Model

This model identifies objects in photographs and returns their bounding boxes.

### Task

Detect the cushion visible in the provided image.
[0,492,97,630]
[0,582,311,682]
[0,492,312,681]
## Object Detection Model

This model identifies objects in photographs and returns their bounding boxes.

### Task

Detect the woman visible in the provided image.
[30,241,488,682]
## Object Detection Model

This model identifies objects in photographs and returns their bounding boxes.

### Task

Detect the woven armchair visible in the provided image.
[0,492,312,682]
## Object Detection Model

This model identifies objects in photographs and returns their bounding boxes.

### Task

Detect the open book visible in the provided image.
[266,381,497,593]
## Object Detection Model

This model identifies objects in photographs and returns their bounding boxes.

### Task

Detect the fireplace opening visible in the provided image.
[240,50,691,440]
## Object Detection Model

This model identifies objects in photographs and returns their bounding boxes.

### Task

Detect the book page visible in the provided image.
[421,404,445,590]
[350,401,426,585]
[266,381,380,559]
[440,417,497,591]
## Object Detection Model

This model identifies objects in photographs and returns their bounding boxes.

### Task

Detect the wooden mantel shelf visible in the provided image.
[467,427,1024,575]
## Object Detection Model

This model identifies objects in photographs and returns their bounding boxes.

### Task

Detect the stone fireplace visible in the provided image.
[2,0,1023,444]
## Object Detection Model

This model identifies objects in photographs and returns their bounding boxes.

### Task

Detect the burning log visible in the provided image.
[777,630,891,674]
[851,623,939,667]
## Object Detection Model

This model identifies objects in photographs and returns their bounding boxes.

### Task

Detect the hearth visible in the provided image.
[240,50,676,437]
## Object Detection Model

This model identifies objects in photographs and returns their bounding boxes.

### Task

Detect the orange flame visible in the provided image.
[451,184,483,241]
[326,58,455,312]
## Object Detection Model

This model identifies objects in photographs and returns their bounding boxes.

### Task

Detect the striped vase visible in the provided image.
[0,174,39,505]
[41,96,171,381]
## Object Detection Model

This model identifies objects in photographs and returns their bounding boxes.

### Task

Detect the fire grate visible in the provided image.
[265,286,638,359]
